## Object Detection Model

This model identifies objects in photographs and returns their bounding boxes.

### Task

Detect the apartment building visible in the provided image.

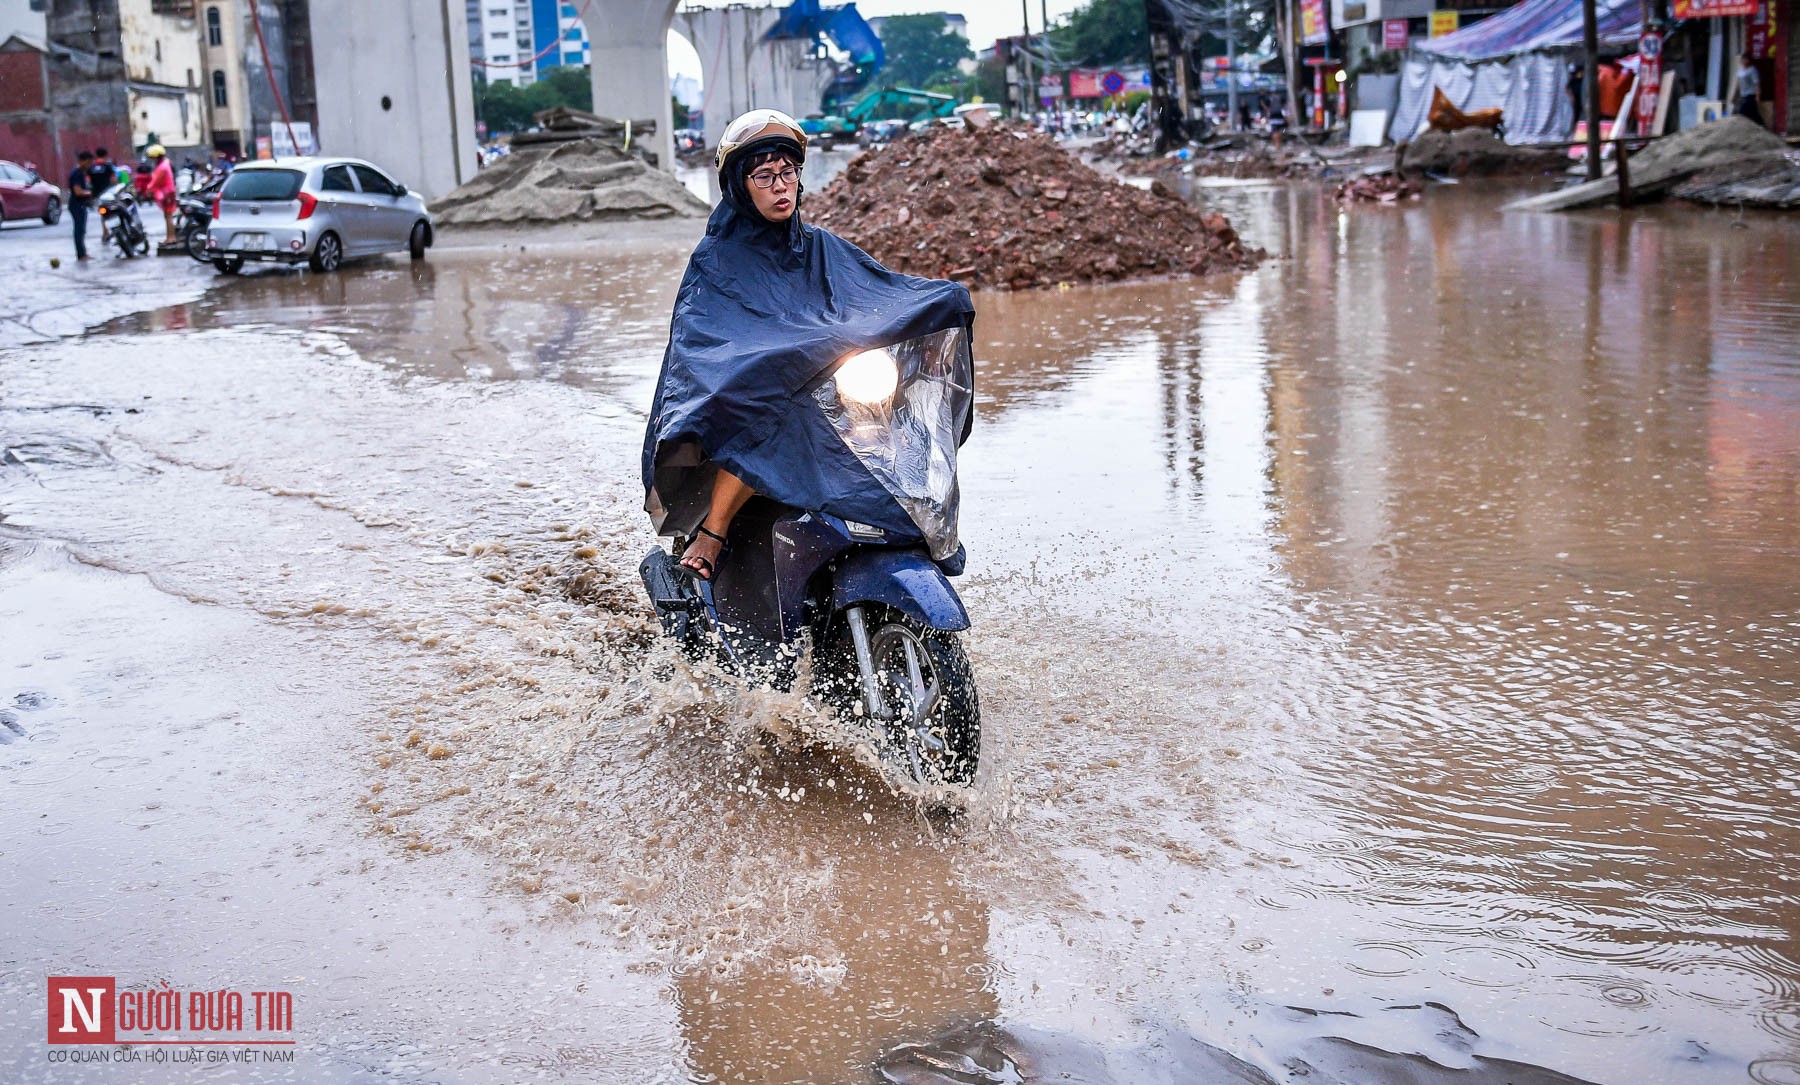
[529,0,588,73]
[467,0,534,86]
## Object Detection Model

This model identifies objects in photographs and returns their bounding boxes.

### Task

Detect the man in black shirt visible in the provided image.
[90,148,116,201]
[67,150,94,260]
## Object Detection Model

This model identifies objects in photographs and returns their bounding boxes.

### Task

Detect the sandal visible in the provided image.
[678,525,728,581]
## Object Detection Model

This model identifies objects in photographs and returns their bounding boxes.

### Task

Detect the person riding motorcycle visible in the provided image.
[642,109,975,581]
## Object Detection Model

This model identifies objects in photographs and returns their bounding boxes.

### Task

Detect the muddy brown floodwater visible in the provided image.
[1,181,1796,1085]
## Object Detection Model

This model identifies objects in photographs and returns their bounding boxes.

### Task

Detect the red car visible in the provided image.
[0,159,64,225]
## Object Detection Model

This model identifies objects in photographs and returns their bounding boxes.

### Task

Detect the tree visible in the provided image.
[971,52,1010,105]
[473,65,596,135]
[878,14,972,88]
[1052,0,1149,67]
[534,65,593,112]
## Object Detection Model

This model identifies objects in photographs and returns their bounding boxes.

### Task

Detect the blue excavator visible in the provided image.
[766,0,885,109]
[762,0,957,145]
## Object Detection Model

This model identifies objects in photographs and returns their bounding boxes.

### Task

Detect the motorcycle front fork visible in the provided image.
[844,605,889,720]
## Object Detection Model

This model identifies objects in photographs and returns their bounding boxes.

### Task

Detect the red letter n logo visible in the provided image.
[46,977,115,1044]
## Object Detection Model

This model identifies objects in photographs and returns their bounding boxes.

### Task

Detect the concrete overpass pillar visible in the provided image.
[308,0,477,199]
[674,6,837,153]
[579,0,679,172]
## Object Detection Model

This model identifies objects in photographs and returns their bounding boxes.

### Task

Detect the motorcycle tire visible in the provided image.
[184,223,209,262]
[822,606,983,790]
[113,228,137,258]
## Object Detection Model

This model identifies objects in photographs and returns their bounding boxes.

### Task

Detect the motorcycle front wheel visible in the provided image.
[114,225,148,257]
[852,609,982,789]
[184,223,209,262]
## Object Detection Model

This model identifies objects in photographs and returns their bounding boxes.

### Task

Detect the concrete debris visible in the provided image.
[1399,128,1568,177]
[1669,155,1800,209]
[1335,174,1422,203]
[431,137,710,227]
[1507,117,1790,212]
[809,123,1263,290]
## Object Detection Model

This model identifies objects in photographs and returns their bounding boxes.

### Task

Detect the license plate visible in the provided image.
[231,233,267,252]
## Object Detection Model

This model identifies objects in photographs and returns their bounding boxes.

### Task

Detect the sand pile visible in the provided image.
[1627,116,1787,179]
[809,123,1261,290]
[432,138,709,226]
[1400,128,1567,176]
[1508,116,1793,212]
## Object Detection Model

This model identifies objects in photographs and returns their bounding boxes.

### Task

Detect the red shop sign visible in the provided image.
[1671,0,1757,19]
[1635,30,1664,132]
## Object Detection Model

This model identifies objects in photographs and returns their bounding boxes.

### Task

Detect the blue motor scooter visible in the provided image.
[640,327,982,788]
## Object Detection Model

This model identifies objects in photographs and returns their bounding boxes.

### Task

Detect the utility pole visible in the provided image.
[1226,0,1239,129]
[1582,0,1601,180]
[1018,0,1033,119]
[1283,0,1302,131]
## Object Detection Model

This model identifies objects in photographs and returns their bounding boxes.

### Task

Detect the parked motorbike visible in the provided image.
[640,325,983,793]
[178,177,224,262]
[95,184,150,258]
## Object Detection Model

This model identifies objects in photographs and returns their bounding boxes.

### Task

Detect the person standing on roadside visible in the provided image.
[67,150,95,260]
[146,144,178,246]
[1734,52,1763,126]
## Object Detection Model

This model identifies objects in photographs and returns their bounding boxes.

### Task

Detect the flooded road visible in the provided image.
[2,182,1797,1084]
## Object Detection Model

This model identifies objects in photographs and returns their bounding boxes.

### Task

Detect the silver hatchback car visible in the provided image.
[207,157,433,274]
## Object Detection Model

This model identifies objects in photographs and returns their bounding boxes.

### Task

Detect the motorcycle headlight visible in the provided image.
[834,347,898,406]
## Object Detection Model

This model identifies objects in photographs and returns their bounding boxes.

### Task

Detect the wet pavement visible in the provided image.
[0,218,215,348]
[2,180,1797,1084]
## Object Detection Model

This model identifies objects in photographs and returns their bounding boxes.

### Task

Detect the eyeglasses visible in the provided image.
[748,166,799,189]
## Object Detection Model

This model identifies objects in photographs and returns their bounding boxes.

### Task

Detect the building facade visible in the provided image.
[466,0,534,86]
[2,1,131,173]
[197,0,312,158]
[119,0,208,155]
[530,0,587,73]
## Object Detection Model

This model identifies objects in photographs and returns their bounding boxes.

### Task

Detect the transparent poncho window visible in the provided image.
[811,327,973,561]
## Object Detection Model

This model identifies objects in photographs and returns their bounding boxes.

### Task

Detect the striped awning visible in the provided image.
[1417,0,1643,61]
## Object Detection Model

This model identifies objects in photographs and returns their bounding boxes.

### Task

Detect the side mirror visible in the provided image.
[393,183,407,197]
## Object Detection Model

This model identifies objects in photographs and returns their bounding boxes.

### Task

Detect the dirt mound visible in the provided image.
[1158,143,1303,180]
[809,123,1261,290]
[1400,128,1566,176]
[432,138,709,226]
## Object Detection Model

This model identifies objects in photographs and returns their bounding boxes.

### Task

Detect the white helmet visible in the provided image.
[715,109,808,173]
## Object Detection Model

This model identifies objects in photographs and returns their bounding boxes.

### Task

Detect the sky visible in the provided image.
[667,0,1090,83]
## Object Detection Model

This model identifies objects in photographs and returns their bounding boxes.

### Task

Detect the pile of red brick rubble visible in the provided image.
[1333,173,1423,203]
[808,123,1262,290]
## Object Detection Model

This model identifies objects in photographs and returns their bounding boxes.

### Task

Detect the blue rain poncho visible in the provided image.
[642,177,976,551]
